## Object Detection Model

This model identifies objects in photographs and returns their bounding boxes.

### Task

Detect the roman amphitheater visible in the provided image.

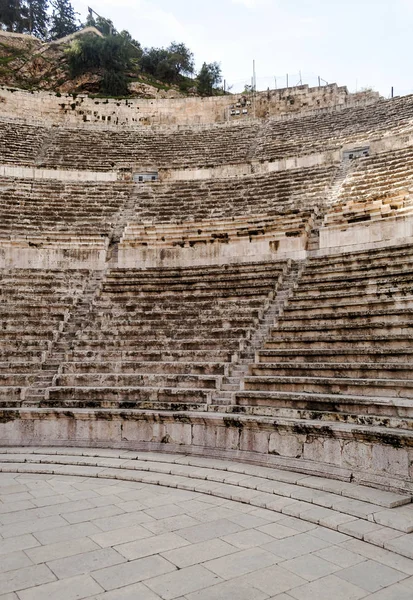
[1,82,413,599]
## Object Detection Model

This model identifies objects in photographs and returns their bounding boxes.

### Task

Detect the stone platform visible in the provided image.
[1,448,413,599]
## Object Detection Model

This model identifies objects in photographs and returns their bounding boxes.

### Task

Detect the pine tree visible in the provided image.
[0,0,25,32]
[25,0,49,39]
[49,0,78,40]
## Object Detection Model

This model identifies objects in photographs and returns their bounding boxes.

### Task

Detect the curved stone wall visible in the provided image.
[0,85,413,496]
[0,84,378,127]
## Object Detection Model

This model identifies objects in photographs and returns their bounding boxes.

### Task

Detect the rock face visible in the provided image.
[0,31,74,91]
[0,30,180,97]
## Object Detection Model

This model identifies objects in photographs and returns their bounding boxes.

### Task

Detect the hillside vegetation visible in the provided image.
[0,1,223,98]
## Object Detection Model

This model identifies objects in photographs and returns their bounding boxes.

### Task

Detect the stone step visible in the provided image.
[46,386,212,408]
[278,309,413,327]
[66,349,235,362]
[283,297,413,317]
[257,349,413,364]
[55,373,220,390]
[235,389,413,419]
[273,322,413,337]
[307,244,413,269]
[221,384,240,391]
[291,282,413,301]
[300,264,413,284]
[212,390,235,401]
[221,402,412,430]
[61,361,229,376]
[264,335,413,350]
[250,362,413,380]
[243,375,413,399]
[2,447,413,564]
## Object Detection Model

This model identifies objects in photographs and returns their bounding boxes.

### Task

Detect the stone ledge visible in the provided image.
[1,408,413,494]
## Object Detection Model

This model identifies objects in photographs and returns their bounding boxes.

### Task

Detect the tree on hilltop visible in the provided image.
[49,0,78,40]
[140,41,194,84]
[84,12,113,36]
[67,32,134,96]
[0,0,49,38]
[197,62,222,96]
[168,41,194,78]
[119,29,141,57]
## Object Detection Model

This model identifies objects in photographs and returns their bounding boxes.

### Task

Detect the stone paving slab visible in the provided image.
[46,547,126,580]
[115,532,190,561]
[185,578,269,600]
[161,538,238,569]
[92,582,163,600]
[91,555,176,591]
[288,574,368,599]
[17,574,103,600]
[335,559,408,592]
[0,564,56,596]
[25,537,99,564]
[145,564,223,599]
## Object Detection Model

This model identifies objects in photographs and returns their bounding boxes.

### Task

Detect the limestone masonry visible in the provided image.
[1,80,413,507]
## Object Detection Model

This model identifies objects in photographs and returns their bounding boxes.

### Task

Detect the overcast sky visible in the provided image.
[70,0,413,97]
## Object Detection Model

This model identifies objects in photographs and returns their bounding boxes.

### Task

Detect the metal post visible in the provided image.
[286,74,289,88]
[318,76,321,87]
[274,76,277,89]
[391,86,394,98]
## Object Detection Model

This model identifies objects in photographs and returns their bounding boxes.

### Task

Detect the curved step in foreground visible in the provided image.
[1,447,413,563]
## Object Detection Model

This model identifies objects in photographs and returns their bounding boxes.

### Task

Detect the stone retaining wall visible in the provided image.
[0,409,411,493]
[0,84,378,127]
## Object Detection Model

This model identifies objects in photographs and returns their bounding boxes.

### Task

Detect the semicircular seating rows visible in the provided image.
[1,88,413,505]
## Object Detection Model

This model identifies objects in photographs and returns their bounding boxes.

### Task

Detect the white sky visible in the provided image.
[71,0,413,97]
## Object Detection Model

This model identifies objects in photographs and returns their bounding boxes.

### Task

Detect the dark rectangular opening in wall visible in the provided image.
[133,171,159,183]
[343,146,370,160]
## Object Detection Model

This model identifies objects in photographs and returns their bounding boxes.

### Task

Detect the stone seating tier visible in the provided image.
[41,262,287,410]
[0,121,48,165]
[0,166,335,253]
[254,95,413,162]
[39,122,258,171]
[325,146,413,227]
[232,244,413,431]
[0,269,92,405]
[0,178,131,240]
[130,165,336,225]
[120,214,314,250]
[1,94,413,170]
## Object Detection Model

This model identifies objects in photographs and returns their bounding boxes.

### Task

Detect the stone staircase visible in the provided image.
[307,157,354,252]
[107,184,138,265]
[212,260,305,406]
[22,270,106,406]
[34,126,58,167]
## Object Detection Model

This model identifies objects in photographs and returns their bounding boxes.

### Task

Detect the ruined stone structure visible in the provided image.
[1,82,413,508]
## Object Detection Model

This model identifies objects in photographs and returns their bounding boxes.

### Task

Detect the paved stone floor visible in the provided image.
[1,471,413,599]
